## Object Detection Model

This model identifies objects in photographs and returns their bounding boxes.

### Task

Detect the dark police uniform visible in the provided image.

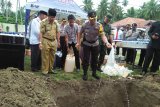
[80,11,106,80]
[142,21,160,74]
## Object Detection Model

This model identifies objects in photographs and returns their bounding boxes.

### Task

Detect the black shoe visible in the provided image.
[97,68,103,72]
[31,69,39,72]
[149,72,158,76]
[140,71,147,76]
[92,74,100,80]
[82,75,88,81]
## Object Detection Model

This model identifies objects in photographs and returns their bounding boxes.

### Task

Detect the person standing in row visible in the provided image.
[142,21,160,75]
[64,14,80,72]
[77,11,111,81]
[97,15,112,72]
[39,8,60,75]
[59,18,67,69]
[27,10,47,72]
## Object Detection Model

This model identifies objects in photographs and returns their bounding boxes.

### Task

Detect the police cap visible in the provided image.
[48,8,57,16]
[88,11,96,18]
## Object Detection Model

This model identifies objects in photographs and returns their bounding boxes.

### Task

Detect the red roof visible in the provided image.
[111,17,147,28]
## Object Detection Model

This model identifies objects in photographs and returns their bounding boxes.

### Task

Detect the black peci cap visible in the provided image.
[68,14,75,20]
[48,8,57,16]
[88,11,96,18]
[39,10,47,16]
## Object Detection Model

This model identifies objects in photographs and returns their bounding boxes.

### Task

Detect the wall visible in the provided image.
[0,23,25,32]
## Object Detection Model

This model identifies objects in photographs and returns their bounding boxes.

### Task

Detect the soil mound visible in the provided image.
[0,67,55,107]
[0,68,160,107]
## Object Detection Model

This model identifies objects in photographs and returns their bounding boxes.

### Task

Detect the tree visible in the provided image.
[108,0,124,22]
[6,0,12,21]
[83,0,93,13]
[0,0,5,15]
[140,0,160,20]
[122,0,128,6]
[126,7,135,17]
[97,0,110,20]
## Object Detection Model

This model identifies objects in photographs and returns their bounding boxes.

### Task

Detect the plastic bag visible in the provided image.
[102,46,133,77]
[55,51,62,57]
[107,46,115,66]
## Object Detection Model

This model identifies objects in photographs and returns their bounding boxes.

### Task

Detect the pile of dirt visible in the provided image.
[0,68,160,107]
[0,67,55,107]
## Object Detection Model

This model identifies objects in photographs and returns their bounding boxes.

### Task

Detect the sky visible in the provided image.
[11,0,151,12]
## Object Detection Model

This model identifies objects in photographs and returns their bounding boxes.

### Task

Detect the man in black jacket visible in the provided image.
[142,21,160,75]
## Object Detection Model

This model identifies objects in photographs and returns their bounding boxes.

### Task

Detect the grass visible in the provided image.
[24,51,160,81]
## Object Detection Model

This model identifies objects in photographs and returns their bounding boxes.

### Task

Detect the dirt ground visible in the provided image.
[0,68,160,107]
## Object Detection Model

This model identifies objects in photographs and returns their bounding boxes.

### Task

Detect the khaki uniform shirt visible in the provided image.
[40,18,59,41]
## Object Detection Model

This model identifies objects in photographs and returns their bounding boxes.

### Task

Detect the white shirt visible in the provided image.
[60,24,66,37]
[113,29,123,40]
[27,17,41,44]
[64,23,79,44]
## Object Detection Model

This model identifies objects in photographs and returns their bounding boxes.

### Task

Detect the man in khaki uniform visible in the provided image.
[39,8,60,75]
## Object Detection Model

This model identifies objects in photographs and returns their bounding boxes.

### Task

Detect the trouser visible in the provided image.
[107,39,112,55]
[138,49,146,66]
[126,49,136,63]
[122,48,127,56]
[83,44,99,75]
[142,46,160,72]
[60,36,67,68]
[30,44,41,70]
[98,44,106,68]
[41,38,56,74]
[68,42,80,69]
[116,47,119,55]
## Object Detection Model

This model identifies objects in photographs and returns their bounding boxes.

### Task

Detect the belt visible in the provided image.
[43,36,55,41]
[85,39,98,44]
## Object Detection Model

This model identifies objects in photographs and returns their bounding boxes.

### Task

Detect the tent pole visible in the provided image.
[15,0,19,32]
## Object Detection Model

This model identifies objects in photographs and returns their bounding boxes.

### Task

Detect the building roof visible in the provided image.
[111,17,148,28]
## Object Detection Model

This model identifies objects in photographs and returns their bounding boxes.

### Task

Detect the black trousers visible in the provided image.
[83,44,99,75]
[30,44,41,70]
[107,39,112,55]
[138,49,146,66]
[68,42,80,69]
[60,36,67,68]
[122,48,127,56]
[142,46,160,72]
[98,44,106,68]
[126,49,136,63]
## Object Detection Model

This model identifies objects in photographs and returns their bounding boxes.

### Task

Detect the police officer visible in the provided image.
[97,15,112,72]
[77,11,111,80]
[39,8,60,75]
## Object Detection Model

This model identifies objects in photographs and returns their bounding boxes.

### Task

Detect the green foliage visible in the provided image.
[126,7,135,17]
[0,0,25,24]
[97,0,110,20]
[126,0,160,20]
[97,0,126,22]
[83,0,93,13]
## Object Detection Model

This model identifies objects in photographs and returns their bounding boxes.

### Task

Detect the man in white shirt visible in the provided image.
[27,10,47,71]
[114,26,123,55]
[65,14,80,72]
